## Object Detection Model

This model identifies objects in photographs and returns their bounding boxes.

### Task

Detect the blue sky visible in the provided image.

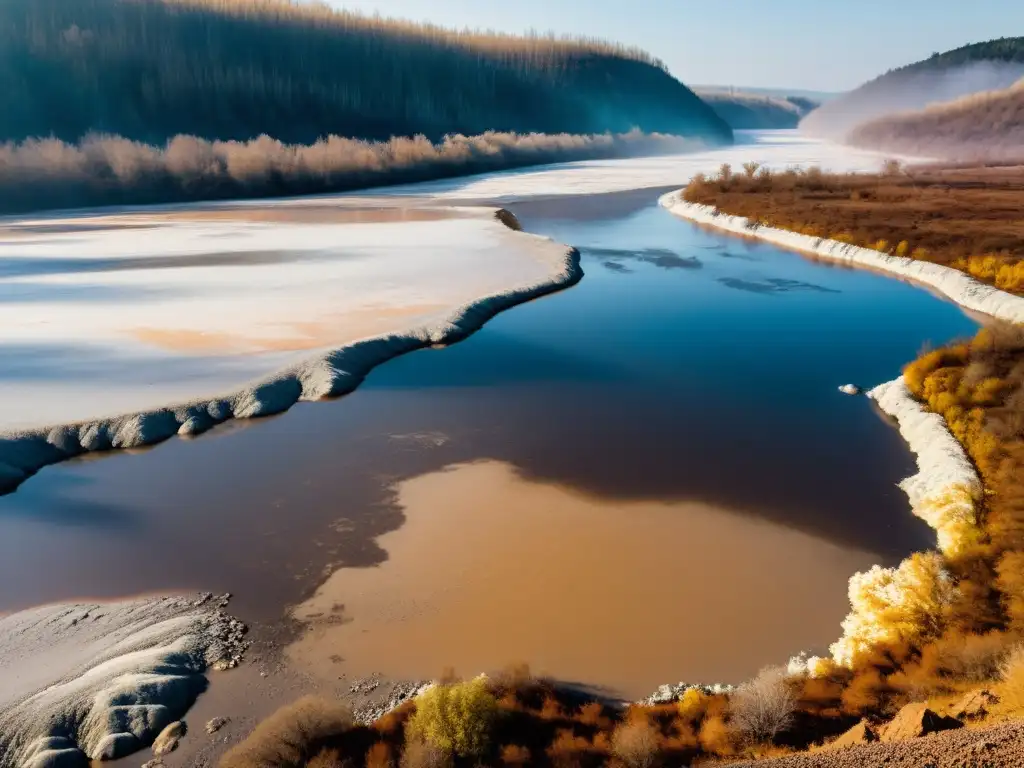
[322,0,1023,91]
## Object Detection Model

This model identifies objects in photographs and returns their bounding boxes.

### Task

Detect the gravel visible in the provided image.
[726,719,1024,768]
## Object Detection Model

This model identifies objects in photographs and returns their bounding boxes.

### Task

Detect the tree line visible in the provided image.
[0,0,731,146]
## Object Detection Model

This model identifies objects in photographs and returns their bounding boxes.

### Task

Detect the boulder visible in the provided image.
[838,384,862,396]
[952,689,999,720]
[152,721,187,756]
[880,702,963,742]
[826,719,878,749]
[26,749,89,768]
[93,732,140,760]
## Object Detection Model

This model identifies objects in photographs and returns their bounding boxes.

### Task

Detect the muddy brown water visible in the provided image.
[0,188,978,699]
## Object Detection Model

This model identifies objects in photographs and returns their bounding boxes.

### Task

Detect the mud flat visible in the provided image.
[0,204,580,495]
[0,594,247,767]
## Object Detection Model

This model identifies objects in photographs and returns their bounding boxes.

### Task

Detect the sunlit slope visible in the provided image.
[0,0,732,145]
[801,37,1024,140]
[849,79,1024,159]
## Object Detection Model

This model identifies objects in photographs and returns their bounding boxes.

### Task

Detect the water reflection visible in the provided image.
[0,190,979,631]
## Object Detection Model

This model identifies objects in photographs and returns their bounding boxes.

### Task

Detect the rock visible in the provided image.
[205,717,229,735]
[880,702,963,742]
[25,748,89,768]
[827,719,878,749]
[152,721,186,755]
[93,732,141,760]
[953,689,999,720]
[354,681,434,724]
[141,761,165,768]
[839,384,862,395]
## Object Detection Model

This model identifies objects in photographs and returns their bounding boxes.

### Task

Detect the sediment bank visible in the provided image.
[0,209,581,497]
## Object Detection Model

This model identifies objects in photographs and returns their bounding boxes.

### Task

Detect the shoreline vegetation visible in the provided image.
[678,162,1024,296]
[0,130,699,216]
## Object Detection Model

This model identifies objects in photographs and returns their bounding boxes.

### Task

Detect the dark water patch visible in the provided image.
[584,246,701,271]
[602,261,632,273]
[718,276,841,295]
[718,250,761,261]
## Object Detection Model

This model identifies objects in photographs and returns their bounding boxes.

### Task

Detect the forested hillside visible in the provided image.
[849,78,1024,159]
[800,37,1024,141]
[0,0,731,145]
[694,89,817,130]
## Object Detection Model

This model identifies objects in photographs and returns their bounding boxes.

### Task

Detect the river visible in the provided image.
[0,140,978,698]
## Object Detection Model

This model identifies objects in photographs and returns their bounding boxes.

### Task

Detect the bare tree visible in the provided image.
[742,161,761,178]
[729,666,796,745]
[611,718,660,768]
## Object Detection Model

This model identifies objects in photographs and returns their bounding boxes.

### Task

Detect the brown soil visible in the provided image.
[725,719,1024,768]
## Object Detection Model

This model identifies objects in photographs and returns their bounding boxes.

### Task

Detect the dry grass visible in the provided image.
[0,129,695,215]
[219,697,356,768]
[610,719,659,768]
[683,163,1024,293]
[999,645,1024,713]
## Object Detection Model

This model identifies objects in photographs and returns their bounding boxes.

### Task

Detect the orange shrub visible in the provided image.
[500,745,531,766]
[366,742,395,768]
[698,715,735,756]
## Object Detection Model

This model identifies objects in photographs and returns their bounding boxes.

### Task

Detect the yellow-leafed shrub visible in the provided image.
[407,679,498,758]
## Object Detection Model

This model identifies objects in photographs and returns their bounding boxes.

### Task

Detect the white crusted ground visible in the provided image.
[659,198,1024,325]
[868,378,983,555]
[0,205,579,493]
[0,594,247,768]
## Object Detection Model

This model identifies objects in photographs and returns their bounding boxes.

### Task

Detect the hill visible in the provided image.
[0,0,732,146]
[695,85,841,103]
[694,89,818,130]
[849,79,1024,160]
[800,37,1024,141]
